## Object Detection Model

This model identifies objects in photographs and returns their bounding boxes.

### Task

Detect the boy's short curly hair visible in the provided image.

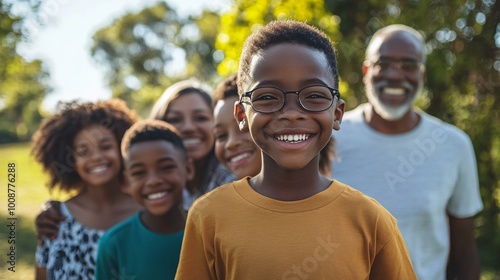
[238,20,338,94]
[212,74,238,105]
[121,119,186,160]
[31,99,139,192]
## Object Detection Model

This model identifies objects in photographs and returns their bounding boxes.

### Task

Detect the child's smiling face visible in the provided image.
[237,43,344,171]
[124,140,193,217]
[73,125,122,187]
[214,96,261,178]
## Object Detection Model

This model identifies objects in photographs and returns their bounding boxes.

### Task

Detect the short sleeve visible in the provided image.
[370,226,417,279]
[175,207,216,280]
[447,133,483,218]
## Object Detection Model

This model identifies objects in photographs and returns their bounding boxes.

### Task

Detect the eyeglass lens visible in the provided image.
[249,86,335,113]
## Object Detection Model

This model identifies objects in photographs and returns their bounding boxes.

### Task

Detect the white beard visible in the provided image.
[365,78,423,121]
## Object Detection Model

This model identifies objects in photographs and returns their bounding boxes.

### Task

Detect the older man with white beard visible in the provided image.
[332,24,483,280]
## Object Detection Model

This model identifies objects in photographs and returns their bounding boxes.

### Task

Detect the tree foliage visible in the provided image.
[215,0,500,273]
[216,0,341,76]
[0,55,49,141]
[0,0,50,142]
[90,2,220,116]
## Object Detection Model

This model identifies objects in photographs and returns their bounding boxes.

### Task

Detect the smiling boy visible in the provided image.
[95,120,193,280]
[175,20,416,280]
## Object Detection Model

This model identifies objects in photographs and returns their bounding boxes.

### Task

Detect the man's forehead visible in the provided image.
[368,31,423,60]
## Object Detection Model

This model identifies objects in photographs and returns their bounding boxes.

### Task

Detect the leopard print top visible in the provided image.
[36,203,105,280]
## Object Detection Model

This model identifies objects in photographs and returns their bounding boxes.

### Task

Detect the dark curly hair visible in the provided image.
[212,74,238,105]
[237,20,339,95]
[121,119,186,160]
[31,99,139,192]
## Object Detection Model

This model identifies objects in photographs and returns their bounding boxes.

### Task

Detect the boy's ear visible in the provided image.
[333,99,345,131]
[234,101,249,132]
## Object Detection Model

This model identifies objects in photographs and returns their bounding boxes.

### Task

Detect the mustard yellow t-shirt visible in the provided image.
[175,178,416,280]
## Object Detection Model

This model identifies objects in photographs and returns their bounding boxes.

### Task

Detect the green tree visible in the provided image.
[215,0,500,273]
[0,0,50,142]
[0,55,49,141]
[90,2,221,116]
[216,0,341,76]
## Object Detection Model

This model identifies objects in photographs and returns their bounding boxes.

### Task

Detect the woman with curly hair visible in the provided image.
[32,99,141,280]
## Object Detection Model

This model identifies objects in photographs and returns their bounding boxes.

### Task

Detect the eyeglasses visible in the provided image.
[369,60,424,74]
[240,85,340,114]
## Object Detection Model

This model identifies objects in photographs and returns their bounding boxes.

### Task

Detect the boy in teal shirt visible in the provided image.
[96,120,194,280]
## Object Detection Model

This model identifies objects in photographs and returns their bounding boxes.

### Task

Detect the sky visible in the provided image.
[19,0,231,112]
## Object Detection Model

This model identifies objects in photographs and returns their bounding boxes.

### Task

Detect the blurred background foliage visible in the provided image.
[0,0,50,143]
[0,0,498,275]
[90,1,221,116]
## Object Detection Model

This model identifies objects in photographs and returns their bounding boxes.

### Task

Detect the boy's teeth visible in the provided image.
[230,153,251,163]
[384,87,405,96]
[276,134,310,143]
[147,191,168,200]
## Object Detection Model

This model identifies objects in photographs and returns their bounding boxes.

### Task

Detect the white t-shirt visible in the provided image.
[332,104,483,280]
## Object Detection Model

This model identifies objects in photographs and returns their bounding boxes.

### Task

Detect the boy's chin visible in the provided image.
[144,204,181,217]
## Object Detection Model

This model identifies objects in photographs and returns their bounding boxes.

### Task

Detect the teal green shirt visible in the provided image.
[95,212,183,280]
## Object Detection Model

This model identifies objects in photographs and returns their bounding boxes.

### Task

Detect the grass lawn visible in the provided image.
[0,142,69,280]
[0,142,498,279]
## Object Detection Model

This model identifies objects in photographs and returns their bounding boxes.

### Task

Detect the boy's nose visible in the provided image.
[279,94,306,119]
[145,173,162,187]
